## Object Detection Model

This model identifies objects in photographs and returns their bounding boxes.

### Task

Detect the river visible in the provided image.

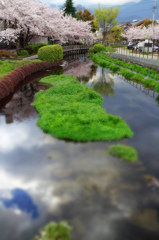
[0,54,159,240]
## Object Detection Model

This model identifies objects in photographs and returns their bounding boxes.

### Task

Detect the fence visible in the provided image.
[112,42,159,61]
[62,44,92,57]
[62,44,92,51]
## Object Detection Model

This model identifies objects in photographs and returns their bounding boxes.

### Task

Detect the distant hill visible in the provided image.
[50,0,159,23]
[118,0,156,23]
[90,0,157,23]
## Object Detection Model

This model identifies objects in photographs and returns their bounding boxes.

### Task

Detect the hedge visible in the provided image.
[0,61,54,100]
[24,43,47,54]
[38,44,63,64]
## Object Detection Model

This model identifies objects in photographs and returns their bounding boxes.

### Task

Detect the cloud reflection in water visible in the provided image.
[0,188,39,219]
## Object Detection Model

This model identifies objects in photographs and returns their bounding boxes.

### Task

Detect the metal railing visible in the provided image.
[112,43,159,60]
[62,44,92,51]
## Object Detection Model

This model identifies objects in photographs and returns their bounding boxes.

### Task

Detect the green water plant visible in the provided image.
[107,144,138,162]
[33,74,133,142]
[34,221,72,240]
[97,52,159,80]
[104,46,116,53]
[91,53,159,92]
[120,69,135,79]
[88,43,105,53]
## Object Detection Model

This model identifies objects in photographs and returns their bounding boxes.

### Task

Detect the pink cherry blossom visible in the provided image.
[0,0,94,45]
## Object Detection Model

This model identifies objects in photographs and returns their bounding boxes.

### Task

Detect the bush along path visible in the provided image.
[90,52,159,93]
[33,74,133,142]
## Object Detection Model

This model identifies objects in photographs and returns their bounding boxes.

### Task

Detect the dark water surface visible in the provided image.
[0,54,159,240]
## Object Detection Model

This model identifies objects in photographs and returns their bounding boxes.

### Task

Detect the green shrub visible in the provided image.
[107,144,138,162]
[38,44,63,64]
[24,43,47,54]
[104,46,116,53]
[77,41,83,45]
[93,42,101,45]
[20,50,29,57]
[0,50,17,58]
[93,43,105,52]
[88,47,96,53]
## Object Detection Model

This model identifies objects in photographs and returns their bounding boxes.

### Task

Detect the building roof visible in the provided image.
[130,19,144,27]
[117,22,132,28]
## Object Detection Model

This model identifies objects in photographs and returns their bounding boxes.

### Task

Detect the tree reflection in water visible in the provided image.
[64,54,95,82]
[0,81,51,124]
[91,68,115,97]
[0,67,63,123]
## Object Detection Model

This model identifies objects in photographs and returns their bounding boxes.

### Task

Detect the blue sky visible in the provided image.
[44,0,141,6]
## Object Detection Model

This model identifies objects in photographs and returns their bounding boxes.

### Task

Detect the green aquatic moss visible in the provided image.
[91,53,159,92]
[107,144,138,162]
[33,75,133,142]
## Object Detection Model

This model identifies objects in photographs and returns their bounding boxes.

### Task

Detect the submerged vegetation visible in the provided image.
[34,221,72,240]
[91,52,159,92]
[33,74,133,142]
[97,52,159,80]
[107,144,138,162]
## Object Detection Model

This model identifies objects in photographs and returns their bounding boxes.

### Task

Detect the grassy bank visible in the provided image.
[33,74,133,142]
[0,59,41,80]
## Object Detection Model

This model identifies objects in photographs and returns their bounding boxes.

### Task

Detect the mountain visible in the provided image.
[50,0,159,23]
[90,0,157,23]
[118,0,156,23]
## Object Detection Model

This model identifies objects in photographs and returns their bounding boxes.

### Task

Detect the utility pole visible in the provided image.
[152,0,157,28]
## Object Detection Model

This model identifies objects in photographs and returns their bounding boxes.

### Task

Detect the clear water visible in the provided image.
[0,55,159,240]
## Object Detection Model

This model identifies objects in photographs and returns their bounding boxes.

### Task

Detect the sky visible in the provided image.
[44,0,141,6]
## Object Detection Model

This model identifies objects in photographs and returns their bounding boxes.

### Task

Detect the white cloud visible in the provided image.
[44,0,141,6]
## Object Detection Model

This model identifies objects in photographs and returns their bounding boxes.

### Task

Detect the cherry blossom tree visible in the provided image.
[122,24,159,41]
[0,0,94,54]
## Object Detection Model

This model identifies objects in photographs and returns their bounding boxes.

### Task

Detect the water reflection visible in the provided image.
[0,188,39,219]
[64,54,95,82]
[91,68,115,97]
[0,55,159,240]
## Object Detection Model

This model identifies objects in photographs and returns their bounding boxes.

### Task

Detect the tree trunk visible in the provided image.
[14,19,20,55]
[16,38,20,55]
[102,31,107,44]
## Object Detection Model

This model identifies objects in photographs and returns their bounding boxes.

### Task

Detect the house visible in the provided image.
[118,19,147,31]
[117,22,132,31]
[131,19,144,27]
